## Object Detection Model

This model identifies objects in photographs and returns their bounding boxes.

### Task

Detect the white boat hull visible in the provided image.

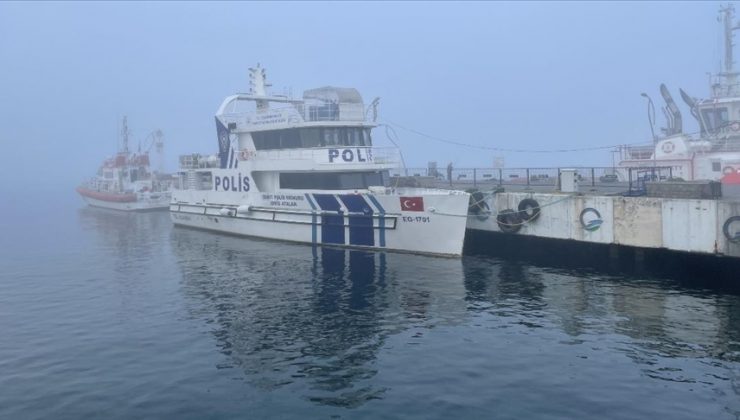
[81,195,170,212]
[170,190,470,256]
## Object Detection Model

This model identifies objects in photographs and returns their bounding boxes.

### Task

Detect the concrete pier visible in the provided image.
[465,191,740,259]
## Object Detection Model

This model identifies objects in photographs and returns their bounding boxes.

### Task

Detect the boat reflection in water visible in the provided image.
[170,224,740,416]
[77,207,173,276]
[170,228,468,407]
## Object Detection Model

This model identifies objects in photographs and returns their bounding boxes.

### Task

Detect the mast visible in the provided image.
[121,116,130,153]
[249,63,272,111]
[717,4,740,96]
[154,129,164,173]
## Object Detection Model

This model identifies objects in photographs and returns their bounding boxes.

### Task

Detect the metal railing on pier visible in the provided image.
[389,166,674,195]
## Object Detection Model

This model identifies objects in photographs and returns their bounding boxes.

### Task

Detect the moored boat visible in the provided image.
[170,65,470,256]
[77,117,172,211]
[618,5,740,182]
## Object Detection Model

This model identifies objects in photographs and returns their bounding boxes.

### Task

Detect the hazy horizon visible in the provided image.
[0,1,730,192]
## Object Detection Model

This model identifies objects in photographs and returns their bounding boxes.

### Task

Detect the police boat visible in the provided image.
[170,65,469,256]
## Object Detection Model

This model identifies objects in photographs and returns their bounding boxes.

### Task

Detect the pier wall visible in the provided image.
[467,192,740,258]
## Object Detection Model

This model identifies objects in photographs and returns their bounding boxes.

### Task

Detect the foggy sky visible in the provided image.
[0,1,728,193]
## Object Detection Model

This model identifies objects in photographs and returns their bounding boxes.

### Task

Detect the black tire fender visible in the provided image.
[468,191,491,221]
[496,209,522,233]
[518,198,541,222]
[468,191,490,215]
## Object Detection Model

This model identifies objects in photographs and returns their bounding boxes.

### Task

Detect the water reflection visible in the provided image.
[158,221,740,414]
[77,207,170,277]
[170,229,467,407]
[463,256,740,401]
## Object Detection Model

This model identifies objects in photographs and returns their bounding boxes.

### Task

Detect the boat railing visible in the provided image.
[388,166,675,195]
[178,154,219,170]
[710,135,740,152]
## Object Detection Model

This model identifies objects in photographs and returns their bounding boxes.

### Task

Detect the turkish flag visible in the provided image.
[400,196,424,212]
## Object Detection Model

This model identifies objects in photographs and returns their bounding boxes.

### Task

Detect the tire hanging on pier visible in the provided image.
[468,191,491,221]
[723,216,740,243]
[497,209,522,233]
[517,198,541,222]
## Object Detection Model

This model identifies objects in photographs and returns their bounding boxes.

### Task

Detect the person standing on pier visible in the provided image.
[447,162,453,187]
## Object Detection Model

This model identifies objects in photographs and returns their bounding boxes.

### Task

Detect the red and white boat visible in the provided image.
[77,117,172,211]
[617,5,740,181]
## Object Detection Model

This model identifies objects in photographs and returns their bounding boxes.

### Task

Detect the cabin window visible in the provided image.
[252,127,371,150]
[280,129,301,148]
[323,128,342,146]
[712,161,721,172]
[308,103,339,121]
[700,107,729,133]
[300,128,321,148]
[344,128,363,146]
[279,171,387,190]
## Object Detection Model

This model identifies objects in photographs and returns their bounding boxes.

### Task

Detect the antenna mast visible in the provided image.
[154,129,164,173]
[121,116,130,153]
[249,63,272,111]
[718,4,740,96]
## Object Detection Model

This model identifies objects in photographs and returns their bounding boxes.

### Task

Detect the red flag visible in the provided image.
[400,196,424,212]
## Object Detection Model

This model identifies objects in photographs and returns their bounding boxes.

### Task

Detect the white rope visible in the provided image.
[431,190,574,224]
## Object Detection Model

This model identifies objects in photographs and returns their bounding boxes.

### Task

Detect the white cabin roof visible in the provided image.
[303,86,363,104]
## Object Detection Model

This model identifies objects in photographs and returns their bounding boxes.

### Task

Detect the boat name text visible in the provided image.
[214,174,251,192]
[262,193,304,207]
[328,148,373,163]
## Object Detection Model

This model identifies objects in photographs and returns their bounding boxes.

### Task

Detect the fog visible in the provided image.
[0,1,726,194]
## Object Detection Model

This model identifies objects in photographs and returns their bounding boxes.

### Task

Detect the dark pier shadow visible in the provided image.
[464,229,740,293]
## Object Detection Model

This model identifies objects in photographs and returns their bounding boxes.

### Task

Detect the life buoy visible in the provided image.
[518,198,541,222]
[238,150,253,161]
[579,207,603,232]
[468,191,491,221]
[731,121,740,131]
[661,141,675,154]
[496,209,522,233]
[723,216,740,243]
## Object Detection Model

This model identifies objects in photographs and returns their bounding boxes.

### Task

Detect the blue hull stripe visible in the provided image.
[305,193,318,245]
[228,148,235,169]
[338,195,374,246]
[313,194,345,245]
[366,194,386,247]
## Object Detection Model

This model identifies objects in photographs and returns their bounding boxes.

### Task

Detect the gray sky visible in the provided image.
[0,1,729,191]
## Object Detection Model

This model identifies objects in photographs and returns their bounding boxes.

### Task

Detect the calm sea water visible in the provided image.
[1,191,739,419]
